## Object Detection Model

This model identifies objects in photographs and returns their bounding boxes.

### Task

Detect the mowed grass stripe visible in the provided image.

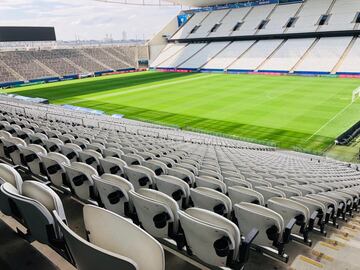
[7,71,360,153]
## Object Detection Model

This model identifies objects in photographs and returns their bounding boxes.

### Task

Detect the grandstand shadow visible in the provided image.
[0,219,58,270]
[9,72,193,101]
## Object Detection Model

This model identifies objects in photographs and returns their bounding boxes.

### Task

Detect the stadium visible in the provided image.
[1,0,360,269]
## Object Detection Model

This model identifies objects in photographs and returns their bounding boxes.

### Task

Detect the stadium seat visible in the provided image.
[179,207,257,268]
[234,202,289,262]
[92,174,134,217]
[54,205,165,270]
[42,152,71,189]
[20,144,47,176]
[274,186,302,197]
[228,186,265,206]
[78,149,103,173]
[64,162,99,203]
[0,164,23,215]
[267,197,311,245]
[99,157,127,177]
[2,137,26,166]
[124,165,156,190]
[291,196,327,233]
[1,181,66,245]
[190,187,232,218]
[155,174,191,209]
[176,163,198,176]
[142,159,168,176]
[254,186,286,205]
[103,147,124,158]
[0,131,12,159]
[121,153,144,166]
[223,177,253,189]
[28,133,48,147]
[195,175,227,193]
[167,167,195,187]
[43,138,64,153]
[60,143,82,162]
[129,188,180,241]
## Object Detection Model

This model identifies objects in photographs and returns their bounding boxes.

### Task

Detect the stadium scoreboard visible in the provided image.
[0,27,56,42]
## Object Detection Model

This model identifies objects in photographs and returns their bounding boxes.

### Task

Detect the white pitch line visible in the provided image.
[66,74,215,104]
[306,100,356,142]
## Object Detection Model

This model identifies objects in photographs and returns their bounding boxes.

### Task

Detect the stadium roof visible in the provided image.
[167,0,258,7]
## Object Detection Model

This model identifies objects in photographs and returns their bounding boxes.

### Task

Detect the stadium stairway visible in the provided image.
[33,59,59,77]
[0,59,24,81]
[224,40,258,71]
[99,47,133,69]
[331,36,358,75]
[255,39,287,72]
[291,220,360,270]
[78,50,112,71]
[289,38,319,74]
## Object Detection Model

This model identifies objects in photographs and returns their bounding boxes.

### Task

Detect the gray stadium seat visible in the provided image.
[190,187,232,218]
[92,174,134,217]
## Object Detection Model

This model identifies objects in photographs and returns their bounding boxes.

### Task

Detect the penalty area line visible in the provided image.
[306,101,356,142]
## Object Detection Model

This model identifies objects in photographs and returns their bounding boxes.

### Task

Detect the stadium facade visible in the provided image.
[149,0,360,76]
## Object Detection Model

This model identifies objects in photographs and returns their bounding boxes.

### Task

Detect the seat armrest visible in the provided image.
[239,228,259,264]
[325,208,332,223]
[308,211,318,231]
[283,218,296,243]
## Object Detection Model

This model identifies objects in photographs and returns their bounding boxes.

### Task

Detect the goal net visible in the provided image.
[352,87,360,103]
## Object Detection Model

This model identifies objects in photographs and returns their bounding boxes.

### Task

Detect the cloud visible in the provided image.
[0,0,181,40]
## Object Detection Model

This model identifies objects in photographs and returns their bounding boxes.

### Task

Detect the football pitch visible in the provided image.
[6,71,360,153]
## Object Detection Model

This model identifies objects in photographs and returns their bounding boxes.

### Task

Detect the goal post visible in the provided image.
[352,87,360,103]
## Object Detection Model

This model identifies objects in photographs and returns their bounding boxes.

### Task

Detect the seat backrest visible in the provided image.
[103,148,124,158]
[1,182,56,244]
[64,162,98,201]
[0,164,23,215]
[268,197,310,225]
[190,187,232,218]
[254,186,286,204]
[246,178,271,188]
[60,143,82,161]
[124,166,154,190]
[2,137,26,164]
[53,209,138,270]
[129,189,178,237]
[0,130,11,139]
[228,186,265,206]
[176,163,198,176]
[224,178,252,189]
[290,196,326,215]
[307,194,338,213]
[79,149,102,169]
[198,169,223,181]
[23,180,66,232]
[92,174,133,217]
[155,175,190,208]
[99,157,127,177]
[0,163,23,191]
[179,207,240,267]
[42,152,70,187]
[142,160,168,176]
[83,205,165,270]
[167,167,195,186]
[195,176,227,193]
[274,186,302,197]
[234,202,284,247]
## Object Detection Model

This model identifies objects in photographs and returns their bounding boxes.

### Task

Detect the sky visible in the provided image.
[0,0,181,40]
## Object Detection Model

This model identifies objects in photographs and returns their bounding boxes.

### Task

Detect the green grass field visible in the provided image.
[5,71,360,153]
